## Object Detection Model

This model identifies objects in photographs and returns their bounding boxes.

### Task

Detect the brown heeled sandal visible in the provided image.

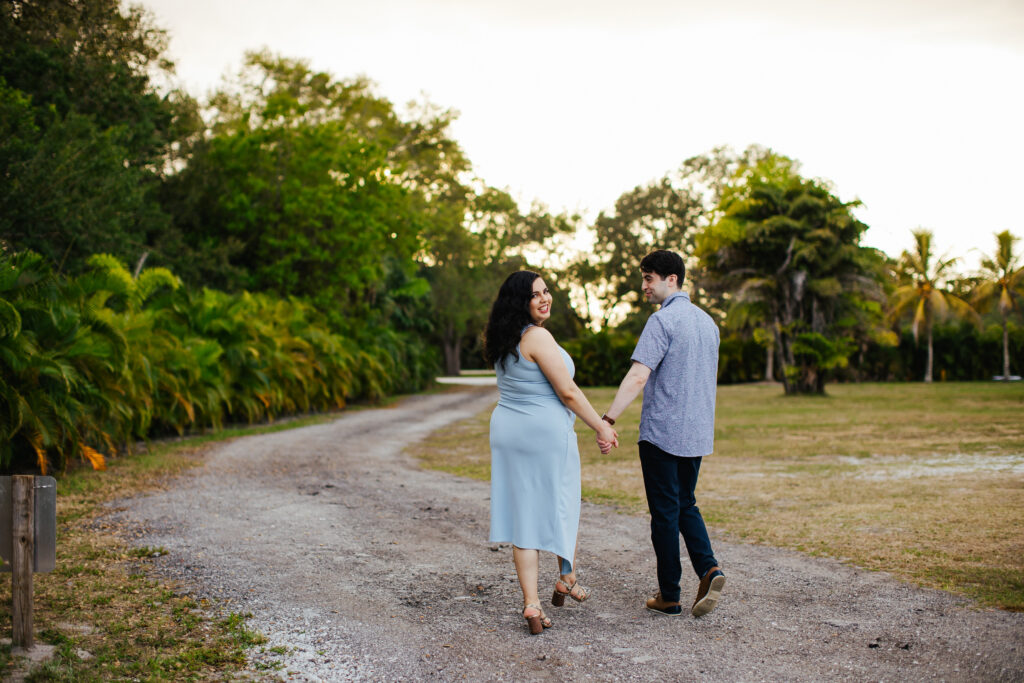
[523,603,552,635]
[551,578,590,607]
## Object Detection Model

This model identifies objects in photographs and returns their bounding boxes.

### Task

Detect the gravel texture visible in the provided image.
[108,387,1024,681]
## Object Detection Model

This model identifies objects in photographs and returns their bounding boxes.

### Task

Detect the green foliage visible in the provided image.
[697,151,885,394]
[0,251,436,474]
[561,331,637,386]
[888,230,980,382]
[0,0,199,274]
[159,52,465,321]
[572,145,773,328]
[971,230,1024,378]
[0,79,156,271]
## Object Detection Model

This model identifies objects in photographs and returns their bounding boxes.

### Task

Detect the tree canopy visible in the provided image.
[0,0,199,272]
[696,152,889,394]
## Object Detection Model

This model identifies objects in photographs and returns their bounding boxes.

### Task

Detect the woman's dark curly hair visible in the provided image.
[483,270,542,371]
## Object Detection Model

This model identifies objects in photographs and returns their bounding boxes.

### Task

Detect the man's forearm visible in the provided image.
[605,364,649,421]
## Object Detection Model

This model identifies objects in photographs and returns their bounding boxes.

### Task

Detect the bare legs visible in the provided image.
[512,546,580,612]
[512,546,541,608]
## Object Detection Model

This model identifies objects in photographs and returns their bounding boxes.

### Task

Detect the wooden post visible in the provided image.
[11,475,34,650]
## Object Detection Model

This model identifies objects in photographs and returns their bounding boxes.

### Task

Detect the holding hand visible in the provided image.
[596,422,618,454]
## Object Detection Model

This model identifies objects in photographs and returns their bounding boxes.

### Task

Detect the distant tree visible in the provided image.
[888,230,979,382]
[422,187,578,375]
[589,177,702,326]
[697,152,887,395]
[725,300,777,381]
[579,145,773,329]
[161,52,466,330]
[971,230,1024,379]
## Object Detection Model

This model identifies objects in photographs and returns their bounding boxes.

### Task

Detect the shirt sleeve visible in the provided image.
[631,314,669,371]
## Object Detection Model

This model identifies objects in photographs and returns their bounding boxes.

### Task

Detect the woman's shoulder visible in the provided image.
[519,325,557,359]
[521,324,555,343]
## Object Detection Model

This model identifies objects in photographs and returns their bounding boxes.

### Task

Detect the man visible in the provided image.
[599,249,725,617]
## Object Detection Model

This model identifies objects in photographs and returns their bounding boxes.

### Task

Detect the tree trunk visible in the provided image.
[442,324,461,376]
[133,250,150,278]
[1003,317,1010,378]
[775,316,792,394]
[924,327,933,383]
[765,343,775,382]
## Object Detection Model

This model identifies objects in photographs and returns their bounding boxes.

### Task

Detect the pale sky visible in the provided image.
[142,0,1024,273]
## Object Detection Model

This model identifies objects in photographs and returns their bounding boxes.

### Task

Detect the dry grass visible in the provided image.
[0,412,350,681]
[408,382,1024,610]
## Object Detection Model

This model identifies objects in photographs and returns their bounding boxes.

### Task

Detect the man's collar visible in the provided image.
[661,290,689,308]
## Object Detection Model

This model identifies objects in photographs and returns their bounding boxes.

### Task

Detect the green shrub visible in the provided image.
[0,251,437,473]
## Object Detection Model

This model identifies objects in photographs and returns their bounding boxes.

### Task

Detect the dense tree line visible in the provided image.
[2,2,1022,470]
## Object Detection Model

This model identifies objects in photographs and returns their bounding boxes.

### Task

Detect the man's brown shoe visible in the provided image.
[691,567,725,617]
[645,591,682,616]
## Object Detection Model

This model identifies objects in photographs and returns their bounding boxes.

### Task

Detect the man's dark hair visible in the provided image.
[640,250,685,286]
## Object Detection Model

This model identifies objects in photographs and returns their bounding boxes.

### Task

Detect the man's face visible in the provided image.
[641,271,677,305]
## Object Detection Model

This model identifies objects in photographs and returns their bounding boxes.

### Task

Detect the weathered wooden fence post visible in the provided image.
[2,475,56,651]
[11,474,34,649]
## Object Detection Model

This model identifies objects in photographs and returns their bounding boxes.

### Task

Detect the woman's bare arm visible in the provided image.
[521,327,618,446]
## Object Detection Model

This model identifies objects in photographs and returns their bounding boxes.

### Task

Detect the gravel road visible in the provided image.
[110,386,1024,681]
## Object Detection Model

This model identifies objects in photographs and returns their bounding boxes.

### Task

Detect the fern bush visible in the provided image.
[0,251,438,473]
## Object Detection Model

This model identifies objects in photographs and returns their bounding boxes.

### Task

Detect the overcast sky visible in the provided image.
[141,0,1024,272]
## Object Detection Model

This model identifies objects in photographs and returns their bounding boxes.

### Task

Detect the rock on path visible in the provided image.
[110,387,1024,681]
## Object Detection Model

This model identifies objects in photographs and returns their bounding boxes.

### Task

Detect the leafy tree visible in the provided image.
[0,80,153,271]
[576,145,774,329]
[0,0,199,273]
[421,187,579,374]
[697,152,886,394]
[0,0,197,164]
[971,230,1024,379]
[588,177,703,326]
[888,230,980,382]
[724,300,778,381]
[161,52,468,330]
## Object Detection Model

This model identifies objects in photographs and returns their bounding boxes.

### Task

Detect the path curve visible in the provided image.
[111,387,1023,681]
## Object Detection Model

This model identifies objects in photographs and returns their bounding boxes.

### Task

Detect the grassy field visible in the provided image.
[410,382,1024,611]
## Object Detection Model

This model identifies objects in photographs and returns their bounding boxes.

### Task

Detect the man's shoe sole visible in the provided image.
[691,574,726,617]
[646,605,683,616]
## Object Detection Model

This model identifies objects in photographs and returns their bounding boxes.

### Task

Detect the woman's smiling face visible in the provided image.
[529,277,552,325]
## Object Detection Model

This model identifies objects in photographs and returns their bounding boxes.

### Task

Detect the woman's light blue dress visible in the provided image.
[489,331,580,575]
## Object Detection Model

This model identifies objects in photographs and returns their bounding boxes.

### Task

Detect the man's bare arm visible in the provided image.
[604,361,652,423]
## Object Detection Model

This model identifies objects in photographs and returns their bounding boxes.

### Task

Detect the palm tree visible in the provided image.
[972,231,1024,379]
[888,230,979,382]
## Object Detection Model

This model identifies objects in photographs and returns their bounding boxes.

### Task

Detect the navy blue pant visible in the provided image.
[639,440,718,603]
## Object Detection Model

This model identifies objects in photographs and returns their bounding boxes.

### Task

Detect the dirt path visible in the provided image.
[111,387,1023,681]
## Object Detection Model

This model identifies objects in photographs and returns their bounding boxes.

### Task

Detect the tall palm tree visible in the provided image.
[888,230,979,382]
[972,231,1024,379]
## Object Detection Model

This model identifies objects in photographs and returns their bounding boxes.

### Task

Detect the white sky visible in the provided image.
[141,0,1024,273]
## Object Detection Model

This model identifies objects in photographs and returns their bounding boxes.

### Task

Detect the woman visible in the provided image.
[484,270,619,635]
